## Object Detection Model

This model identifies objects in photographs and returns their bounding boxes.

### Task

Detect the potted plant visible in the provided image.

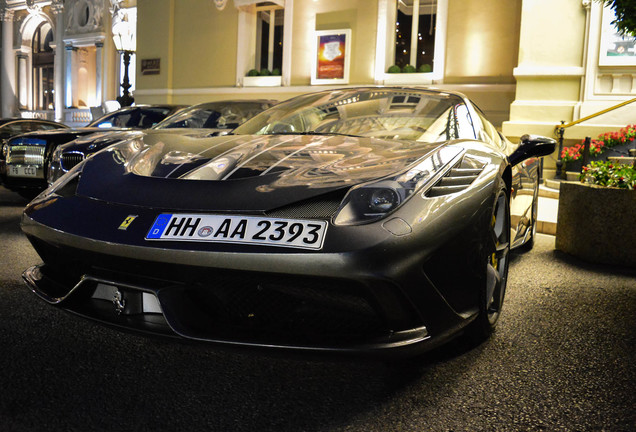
[242,68,282,87]
[560,124,636,178]
[556,160,636,267]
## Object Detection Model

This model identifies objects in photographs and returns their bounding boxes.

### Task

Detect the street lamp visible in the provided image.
[112,8,136,107]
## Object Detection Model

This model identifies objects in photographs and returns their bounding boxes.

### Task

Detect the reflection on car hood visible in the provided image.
[77,132,445,212]
[59,130,145,153]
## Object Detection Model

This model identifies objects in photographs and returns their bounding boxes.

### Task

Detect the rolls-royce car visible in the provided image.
[21,88,555,358]
[47,100,277,184]
[0,104,184,198]
[0,118,68,143]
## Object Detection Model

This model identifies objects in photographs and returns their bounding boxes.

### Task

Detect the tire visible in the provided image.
[464,184,511,343]
[17,189,41,201]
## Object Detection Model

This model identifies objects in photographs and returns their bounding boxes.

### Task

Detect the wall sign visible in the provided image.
[311,29,351,85]
[141,58,161,75]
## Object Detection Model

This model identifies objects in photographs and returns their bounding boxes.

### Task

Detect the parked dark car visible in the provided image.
[47,100,277,183]
[0,105,184,198]
[0,118,68,143]
[21,87,555,359]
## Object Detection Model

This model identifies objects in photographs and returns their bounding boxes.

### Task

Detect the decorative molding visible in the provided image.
[135,83,515,97]
[581,0,591,10]
[213,0,228,10]
[51,0,64,15]
[513,65,585,78]
[0,7,14,22]
[233,0,284,8]
[66,0,105,34]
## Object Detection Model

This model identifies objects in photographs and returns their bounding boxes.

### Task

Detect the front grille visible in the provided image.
[7,145,45,166]
[61,151,85,171]
[28,235,400,343]
[170,273,388,341]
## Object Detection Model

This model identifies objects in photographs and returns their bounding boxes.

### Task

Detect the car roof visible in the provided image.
[0,118,68,127]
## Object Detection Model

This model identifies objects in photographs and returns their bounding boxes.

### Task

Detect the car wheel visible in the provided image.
[17,189,40,200]
[465,185,511,342]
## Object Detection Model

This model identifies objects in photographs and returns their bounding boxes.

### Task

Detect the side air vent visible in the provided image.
[426,158,485,198]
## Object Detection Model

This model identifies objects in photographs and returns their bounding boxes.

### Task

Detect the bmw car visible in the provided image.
[47,100,277,184]
[0,104,184,198]
[21,88,555,357]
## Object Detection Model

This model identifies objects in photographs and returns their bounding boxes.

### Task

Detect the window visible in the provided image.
[32,22,54,110]
[375,0,447,82]
[255,6,284,74]
[237,0,292,87]
[393,0,436,72]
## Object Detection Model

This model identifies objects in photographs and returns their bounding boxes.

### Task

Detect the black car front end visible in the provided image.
[0,130,96,196]
[20,135,502,357]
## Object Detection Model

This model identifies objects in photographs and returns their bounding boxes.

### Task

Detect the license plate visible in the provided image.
[8,165,39,178]
[146,214,328,250]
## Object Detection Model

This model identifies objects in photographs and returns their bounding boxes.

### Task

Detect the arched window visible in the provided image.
[32,22,54,111]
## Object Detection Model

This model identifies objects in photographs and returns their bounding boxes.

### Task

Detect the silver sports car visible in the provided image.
[21,87,555,358]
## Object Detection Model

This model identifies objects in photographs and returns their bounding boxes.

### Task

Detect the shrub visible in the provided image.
[418,64,432,73]
[402,64,416,73]
[387,65,401,73]
[580,160,636,189]
[561,124,635,162]
[247,69,260,77]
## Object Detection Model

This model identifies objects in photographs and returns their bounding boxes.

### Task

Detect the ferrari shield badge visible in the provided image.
[118,215,138,231]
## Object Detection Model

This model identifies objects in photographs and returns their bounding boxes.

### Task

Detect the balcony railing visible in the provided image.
[64,109,92,126]
[20,108,93,127]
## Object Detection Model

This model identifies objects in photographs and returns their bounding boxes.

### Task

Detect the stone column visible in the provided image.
[52,1,65,122]
[17,53,28,108]
[65,44,75,108]
[1,8,16,117]
[95,41,103,105]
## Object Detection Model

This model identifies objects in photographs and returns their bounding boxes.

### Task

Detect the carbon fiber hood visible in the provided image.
[76,131,443,212]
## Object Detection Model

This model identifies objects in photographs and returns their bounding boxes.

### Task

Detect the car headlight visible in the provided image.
[333,146,464,225]
[40,158,86,200]
[1,142,8,159]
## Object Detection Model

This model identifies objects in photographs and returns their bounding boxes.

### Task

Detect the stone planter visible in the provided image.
[556,182,636,267]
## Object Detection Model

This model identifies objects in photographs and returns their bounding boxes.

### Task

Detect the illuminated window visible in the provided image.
[237,0,291,86]
[393,0,436,71]
[376,0,447,81]
[32,22,54,110]
[255,5,284,74]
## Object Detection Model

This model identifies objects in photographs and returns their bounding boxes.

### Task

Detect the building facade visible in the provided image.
[0,0,131,126]
[1,0,634,146]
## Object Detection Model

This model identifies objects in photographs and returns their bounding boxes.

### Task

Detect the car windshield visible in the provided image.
[154,102,274,130]
[233,89,477,142]
[88,107,174,129]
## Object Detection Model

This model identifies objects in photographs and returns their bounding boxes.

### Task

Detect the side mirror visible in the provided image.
[508,134,556,166]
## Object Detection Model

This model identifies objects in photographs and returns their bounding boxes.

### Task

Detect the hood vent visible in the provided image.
[265,189,347,219]
[425,157,485,198]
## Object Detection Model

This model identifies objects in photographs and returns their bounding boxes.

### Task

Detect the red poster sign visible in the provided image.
[316,33,347,80]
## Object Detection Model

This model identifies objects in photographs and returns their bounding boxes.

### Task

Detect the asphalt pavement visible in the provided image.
[0,186,634,432]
